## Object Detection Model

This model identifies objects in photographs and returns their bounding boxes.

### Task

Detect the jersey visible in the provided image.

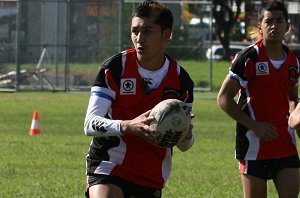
[86,49,194,189]
[229,40,300,160]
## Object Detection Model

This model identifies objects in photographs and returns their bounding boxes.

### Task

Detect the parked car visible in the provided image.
[206,44,246,60]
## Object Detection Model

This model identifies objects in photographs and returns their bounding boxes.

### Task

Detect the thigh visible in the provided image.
[273,168,299,198]
[89,184,124,198]
[86,174,162,198]
[86,174,125,198]
[241,174,267,198]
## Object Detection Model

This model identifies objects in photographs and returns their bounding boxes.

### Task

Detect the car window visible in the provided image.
[230,48,243,56]
[215,48,223,55]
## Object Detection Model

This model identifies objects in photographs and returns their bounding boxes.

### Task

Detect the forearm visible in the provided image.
[84,115,122,136]
[84,86,122,136]
[218,96,256,130]
[289,104,300,130]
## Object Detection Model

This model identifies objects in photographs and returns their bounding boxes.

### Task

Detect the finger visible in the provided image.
[184,130,193,139]
[143,116,155,125]
[143,110,152,116]
[143,124,156,133]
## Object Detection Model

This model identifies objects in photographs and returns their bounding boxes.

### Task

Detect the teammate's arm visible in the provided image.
[288,86,300,133]
[217,76,278,141]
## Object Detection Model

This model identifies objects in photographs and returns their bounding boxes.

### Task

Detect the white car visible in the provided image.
[206,44,246,60]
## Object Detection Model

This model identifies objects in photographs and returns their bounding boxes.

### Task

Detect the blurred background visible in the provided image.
[0,0,299,91]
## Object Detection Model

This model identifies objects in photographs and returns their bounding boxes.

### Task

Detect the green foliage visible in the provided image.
[0,91,282,197]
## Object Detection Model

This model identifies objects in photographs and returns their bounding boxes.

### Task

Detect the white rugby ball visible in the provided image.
[148,99,191,148]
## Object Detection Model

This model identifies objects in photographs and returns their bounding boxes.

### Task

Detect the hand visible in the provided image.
[120,110,156,136]
[182,123,193,140]
[176,125,194,151]
[251,121,278,142]
[183,113,195,140]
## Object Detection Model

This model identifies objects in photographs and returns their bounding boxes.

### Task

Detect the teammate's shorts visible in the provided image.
[239,155,299,180]
[85,174,162,198]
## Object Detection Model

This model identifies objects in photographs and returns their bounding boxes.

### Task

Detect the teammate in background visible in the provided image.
[83,1,195,197]
[217,1,299,198]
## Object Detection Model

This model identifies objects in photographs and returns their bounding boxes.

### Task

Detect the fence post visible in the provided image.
[15,0,22,91]
[119,0,124,52]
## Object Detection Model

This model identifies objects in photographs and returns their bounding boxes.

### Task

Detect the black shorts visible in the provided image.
[85,174,162,198]
[239,155,300,180]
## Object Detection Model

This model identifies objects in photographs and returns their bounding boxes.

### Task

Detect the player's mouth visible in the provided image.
[269,30,277,37]
[137,46,146,53]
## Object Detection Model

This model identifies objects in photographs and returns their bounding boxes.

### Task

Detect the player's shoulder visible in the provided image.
[232,44,258,65]
[282,44,299,63]
[100,52,123,71]
[166,55,191,77]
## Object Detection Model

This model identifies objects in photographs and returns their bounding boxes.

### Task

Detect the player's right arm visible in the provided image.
[84,88,155,137]
[84,85,124,136]
[217,76,278,141]
[84,54,155,137]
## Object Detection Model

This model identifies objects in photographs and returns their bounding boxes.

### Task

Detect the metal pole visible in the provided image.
[64,0,70,92]
[55,1,59,87]
[119,0,124,52]
[15,0,22,91]
[209,2,213,92]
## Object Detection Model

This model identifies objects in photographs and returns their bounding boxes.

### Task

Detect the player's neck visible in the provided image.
[137,55,166,71]
[263,40,285,61]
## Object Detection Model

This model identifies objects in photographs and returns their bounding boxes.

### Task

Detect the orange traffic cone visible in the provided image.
[29,111,41,136]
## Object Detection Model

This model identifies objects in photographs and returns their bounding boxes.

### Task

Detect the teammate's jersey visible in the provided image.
[229,40,299,160]
[86,49,194,189]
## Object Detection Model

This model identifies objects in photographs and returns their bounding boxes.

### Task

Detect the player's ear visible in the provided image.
[257,23,262,34]
[163,28,172,42]
[286,22,290,33]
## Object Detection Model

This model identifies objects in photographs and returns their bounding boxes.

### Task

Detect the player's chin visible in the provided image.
[266,35,284,42]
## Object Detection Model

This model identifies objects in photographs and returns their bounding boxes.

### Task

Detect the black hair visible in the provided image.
[258,0,288,22]
[132,0,173,31]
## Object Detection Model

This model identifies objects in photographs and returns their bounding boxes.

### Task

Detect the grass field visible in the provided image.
[0,91,283,197]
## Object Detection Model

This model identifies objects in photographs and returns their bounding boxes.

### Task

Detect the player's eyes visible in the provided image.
[265,20,272,24]
[131,29,138,35]
[143,29,152,34]
[277,19,284,23]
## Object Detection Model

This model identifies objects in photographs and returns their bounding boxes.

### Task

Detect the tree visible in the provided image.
[212,0,244,60]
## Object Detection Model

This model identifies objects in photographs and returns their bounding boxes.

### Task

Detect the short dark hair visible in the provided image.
[132,0,173,31]
[258,0,288,22]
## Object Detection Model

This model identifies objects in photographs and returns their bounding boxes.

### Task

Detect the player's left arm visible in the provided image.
[176,66,195,152]
[289,84,298,113]
[176,111,195,152]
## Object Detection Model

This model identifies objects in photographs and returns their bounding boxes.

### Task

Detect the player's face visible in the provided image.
[258,10,289,42]
[131,16,171,68]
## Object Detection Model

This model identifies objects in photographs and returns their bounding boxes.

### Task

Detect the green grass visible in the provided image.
[0,91,282,197]
[178,60,230,91]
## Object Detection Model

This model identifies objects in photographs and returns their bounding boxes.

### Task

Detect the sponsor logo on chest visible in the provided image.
[120,78,136,95]
[256,62,269,76]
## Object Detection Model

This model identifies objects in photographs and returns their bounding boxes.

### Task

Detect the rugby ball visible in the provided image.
[148,99,191,148]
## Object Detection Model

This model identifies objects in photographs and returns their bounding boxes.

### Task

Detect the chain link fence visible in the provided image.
[0,0,299,91]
